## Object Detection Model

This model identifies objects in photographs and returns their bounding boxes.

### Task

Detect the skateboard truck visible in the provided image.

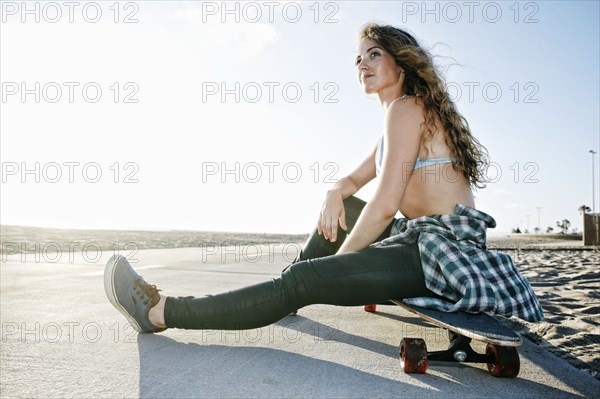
[364,303,521,377]
[399,331,520,378]
[427,332,491,363]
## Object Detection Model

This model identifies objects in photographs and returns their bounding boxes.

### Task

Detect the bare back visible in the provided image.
[395,97,475,218]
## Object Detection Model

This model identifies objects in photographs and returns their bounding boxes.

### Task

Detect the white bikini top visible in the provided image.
[375,95,456,176]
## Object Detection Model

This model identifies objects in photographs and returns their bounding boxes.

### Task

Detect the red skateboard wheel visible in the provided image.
[486,344,520,378]
[364,304,377,312]
[399,338,428,374]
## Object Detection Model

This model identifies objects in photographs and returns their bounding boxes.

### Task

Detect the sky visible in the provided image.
[1,0,599,236]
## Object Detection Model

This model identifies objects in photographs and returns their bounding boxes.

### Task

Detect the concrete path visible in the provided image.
[1,246,598,398]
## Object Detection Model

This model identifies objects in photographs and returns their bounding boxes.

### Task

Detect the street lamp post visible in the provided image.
[536,207,542,232]
[590,150,597,215]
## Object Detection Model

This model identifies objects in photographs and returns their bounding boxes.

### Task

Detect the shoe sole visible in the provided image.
[104,256,143,333]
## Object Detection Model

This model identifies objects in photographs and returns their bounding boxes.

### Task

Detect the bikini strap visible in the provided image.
[389,94,415,108]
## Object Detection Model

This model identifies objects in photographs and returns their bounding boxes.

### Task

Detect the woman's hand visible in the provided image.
[317,189,348,242]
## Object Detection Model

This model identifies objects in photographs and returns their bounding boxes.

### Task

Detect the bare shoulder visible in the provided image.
[386,96,425,132]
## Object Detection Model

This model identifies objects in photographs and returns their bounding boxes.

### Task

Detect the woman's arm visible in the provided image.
[336,100,423,254]
[318,143,378,242]
[331,143,379,199]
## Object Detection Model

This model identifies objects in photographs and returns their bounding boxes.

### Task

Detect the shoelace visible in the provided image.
[134,278,162,306]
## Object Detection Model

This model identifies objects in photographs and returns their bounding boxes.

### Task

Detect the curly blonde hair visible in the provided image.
[359,23,489,188]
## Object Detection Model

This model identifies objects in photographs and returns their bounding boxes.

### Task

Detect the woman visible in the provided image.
[104,23,543,334]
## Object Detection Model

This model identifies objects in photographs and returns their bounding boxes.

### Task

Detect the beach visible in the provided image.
[487,236,600,380]
[1,225,598,380]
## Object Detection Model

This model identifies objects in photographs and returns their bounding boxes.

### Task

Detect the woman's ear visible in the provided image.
[396,66,405,80]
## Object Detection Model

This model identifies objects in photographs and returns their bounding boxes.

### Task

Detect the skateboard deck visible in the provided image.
[391,300,522,346]
[363,301,522,377]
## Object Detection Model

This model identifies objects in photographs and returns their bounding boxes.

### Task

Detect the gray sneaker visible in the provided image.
[104,254,165,333]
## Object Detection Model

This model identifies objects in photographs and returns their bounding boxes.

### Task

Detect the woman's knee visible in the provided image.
[342,195,367,212]
[282,258,319,283]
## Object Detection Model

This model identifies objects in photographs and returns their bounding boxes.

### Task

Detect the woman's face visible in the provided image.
[356,38,403,95]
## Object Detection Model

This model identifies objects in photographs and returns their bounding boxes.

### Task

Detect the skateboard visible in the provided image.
[363,301,523,378]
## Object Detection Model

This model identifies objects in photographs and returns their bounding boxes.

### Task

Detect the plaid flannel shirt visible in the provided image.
[370,203,544,322]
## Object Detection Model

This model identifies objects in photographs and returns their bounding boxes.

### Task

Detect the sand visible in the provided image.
[487,236,600,380]
[1,225,598,380]
[0,225,309,257]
